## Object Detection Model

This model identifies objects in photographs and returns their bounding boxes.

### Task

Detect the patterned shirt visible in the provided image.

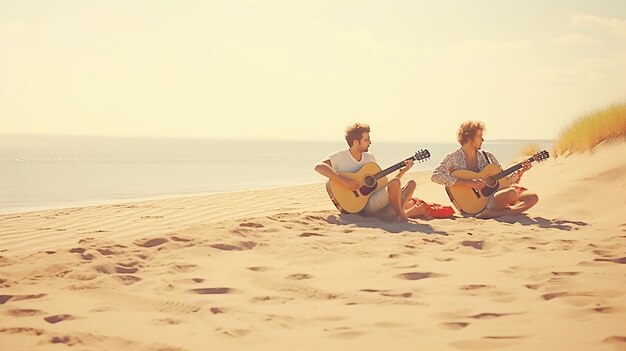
[431,148,521,187]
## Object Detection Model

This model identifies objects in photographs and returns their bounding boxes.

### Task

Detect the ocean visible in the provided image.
[0,134,553,214]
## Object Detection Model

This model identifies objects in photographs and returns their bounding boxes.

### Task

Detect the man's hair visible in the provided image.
[345,123,370,147]
[457,121,486,145]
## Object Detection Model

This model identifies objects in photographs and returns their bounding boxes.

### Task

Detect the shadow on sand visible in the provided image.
[326,213,450,235]
[494,214,589,231]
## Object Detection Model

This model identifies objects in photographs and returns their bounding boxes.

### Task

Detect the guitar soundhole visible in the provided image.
[481,184,499,197]
[485,176,497,188]
[363,175,376,187]
[360,176,378,196]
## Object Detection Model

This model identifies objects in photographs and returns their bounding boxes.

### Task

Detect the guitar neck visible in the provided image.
[494,156,534,180]
[374,156,415,179]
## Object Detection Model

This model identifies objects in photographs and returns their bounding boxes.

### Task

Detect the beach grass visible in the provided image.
[554,102,626,156]
[519,143,541,157]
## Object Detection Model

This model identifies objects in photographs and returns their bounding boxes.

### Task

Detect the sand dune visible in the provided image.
[0,142,624,350]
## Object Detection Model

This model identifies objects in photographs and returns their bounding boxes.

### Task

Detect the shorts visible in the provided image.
[362,183,410,215]
[484,185,527,211]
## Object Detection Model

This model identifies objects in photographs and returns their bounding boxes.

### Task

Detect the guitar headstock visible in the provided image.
[531,150,550,163]
[414,149,431,162]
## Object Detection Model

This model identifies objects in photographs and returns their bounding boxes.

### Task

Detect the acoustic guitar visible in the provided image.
[326,149,430,213]
[445,150,549,215]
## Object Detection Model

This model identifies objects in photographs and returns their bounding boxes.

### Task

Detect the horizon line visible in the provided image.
[0,132,556,143]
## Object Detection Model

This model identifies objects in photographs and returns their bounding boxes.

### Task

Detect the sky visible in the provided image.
[1,0,625,142]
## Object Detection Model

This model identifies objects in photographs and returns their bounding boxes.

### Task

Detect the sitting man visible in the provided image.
[315,123,428,221]
[431,121,538,219]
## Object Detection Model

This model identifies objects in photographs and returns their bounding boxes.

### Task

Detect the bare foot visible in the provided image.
[476,207,515,219]
[395,214,409,222]
[406,202,430,219]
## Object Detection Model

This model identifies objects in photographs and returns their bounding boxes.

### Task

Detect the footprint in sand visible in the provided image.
[239,222,264,228]
[551,271,581,276]
[169,263,198,273]
[461,240,485,250]
[50,335,80,345]
[460,285,493,291]
[391,264,419,269]
[246,266,273,272]
[134,237,169,248]
[466,312,517,320]
[590,306,622,314]
[6,309,46,317]
[594,257,626,264]
[117,260,140,268]
[169,235,195,243]
[219,328,252,338]
[190,287,235,294]
[603,336,626,348]
[286,273,312,280]
[381,291,413,298]
[300,232,326,237]
[44,314,75,324]
[441,322,470,330]
[115,266,138,274]
[542,290,621,307]
[0,293,46,305]
[0,327,45,337]
[112,275,142,285]
[360,289,413,298]
[397,272,446,280]
[150,318,182,325]
[210,307,226,314]
[250,296,294,304]
[210,241,258,251]
[174,278,205,284]
[324,327,364,339]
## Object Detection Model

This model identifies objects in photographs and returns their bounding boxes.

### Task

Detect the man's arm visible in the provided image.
[431,154,459,186]
[314,160,360,191]
[432,154,484,189]
[392,160,413,181]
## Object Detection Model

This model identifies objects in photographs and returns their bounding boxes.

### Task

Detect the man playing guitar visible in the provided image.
[315,123,428,221]
[431,121,539,219]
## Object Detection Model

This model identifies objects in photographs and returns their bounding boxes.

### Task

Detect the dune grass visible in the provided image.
[519,143,541,157]
[554,102,626,156]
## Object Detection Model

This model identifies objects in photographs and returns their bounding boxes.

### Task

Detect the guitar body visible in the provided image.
[326,162,389,213]
[446,164,511,215]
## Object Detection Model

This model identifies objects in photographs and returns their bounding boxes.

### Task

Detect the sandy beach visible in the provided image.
[0,142,624,351]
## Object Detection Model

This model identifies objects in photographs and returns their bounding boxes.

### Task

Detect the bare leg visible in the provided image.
[477,188,539,219]
[509,192,539,212]
[405,201,430,218]
[387,179,416,221]
[400,180,416,210]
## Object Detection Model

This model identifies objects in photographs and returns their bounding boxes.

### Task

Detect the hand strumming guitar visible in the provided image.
[340,176,361,191]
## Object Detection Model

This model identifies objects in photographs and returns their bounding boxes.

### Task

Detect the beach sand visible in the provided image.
[1,142,625,351]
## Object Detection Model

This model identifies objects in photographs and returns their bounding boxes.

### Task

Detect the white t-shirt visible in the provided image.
[325,149,377,173]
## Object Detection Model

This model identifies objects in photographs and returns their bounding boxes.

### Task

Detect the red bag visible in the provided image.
[425,202,455,218]
[412,198,455,218]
